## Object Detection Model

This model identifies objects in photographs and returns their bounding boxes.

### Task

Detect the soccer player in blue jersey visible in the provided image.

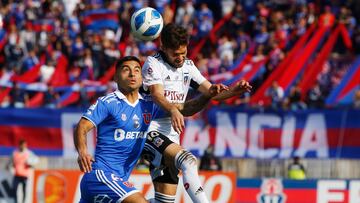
[74,56,231,202]
[74,56,153,202]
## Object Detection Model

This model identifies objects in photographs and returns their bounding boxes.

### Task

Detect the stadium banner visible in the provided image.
[0,108,359,158]
[1,168,359,203]
[236,178,360,203]
[29,170,235,203]
[0,169,34,203]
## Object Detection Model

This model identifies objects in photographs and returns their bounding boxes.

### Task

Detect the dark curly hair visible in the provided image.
[161,23,189,50]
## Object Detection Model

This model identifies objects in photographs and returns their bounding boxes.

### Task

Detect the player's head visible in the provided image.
[115,56,142,93]
[160,23,189,68]
[19,139,27,151]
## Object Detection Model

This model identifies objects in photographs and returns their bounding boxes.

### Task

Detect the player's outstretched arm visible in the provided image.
[212,80,252,101]
[179,94,211,116]
[74,118,95,173]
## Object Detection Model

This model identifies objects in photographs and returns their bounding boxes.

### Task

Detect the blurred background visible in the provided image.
[0,0,360,202]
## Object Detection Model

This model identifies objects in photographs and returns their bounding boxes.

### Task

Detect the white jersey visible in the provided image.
[142,52,207,143]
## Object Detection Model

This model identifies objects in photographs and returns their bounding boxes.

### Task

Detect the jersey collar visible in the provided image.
[114,90,144,100]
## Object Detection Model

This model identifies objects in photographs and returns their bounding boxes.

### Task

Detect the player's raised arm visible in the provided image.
[211,80,252,101]
[74,118,95,173]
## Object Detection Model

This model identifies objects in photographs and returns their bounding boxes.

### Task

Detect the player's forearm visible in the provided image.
[152,92,179,113]
[74,121,90,154]
[211,90,236,101]
[180,95,211,116]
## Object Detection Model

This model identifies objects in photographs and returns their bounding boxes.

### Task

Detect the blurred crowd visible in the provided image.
[0,0,359,109]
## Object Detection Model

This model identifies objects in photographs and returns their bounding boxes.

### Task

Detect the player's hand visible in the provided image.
[77,152,94,173]
[209,84,229,97]
[231,80,252,95]
[170,107,184,134]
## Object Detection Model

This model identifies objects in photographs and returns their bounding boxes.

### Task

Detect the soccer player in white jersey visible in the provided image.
[142,23,252,203]
[74,56,231,203]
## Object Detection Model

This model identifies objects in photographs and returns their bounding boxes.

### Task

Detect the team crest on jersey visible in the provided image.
[184,76,189,85]
[133,114,140,129]
[121,114,127,121]
[143,113,151,125]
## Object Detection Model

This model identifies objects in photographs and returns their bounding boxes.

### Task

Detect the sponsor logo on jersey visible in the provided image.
[164,90,185,101]
[114,129,146,141]
[165,75,171,80]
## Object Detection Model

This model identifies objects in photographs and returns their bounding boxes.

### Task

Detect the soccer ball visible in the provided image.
[130,7,164,41]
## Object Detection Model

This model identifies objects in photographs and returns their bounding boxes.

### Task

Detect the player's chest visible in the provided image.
[161,68,191,91]
[113,106,152,130]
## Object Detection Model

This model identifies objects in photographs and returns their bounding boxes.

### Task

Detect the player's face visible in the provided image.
[163,45,187,68]
[116,60,142,92]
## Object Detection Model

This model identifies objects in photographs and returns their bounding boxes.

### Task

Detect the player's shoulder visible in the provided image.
[98,92,119,104]
[139,87,153,102]
[184,58,195,67]
[145,52,163,64]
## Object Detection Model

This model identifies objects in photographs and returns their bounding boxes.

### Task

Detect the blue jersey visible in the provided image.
[82,90,157,180]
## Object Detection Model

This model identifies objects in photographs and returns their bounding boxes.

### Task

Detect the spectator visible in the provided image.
[21,49,39,74]
[287,156,306,180]
[39,59,55,83]
[43,86,59,108]
[196,3,214,38]
[7,140,39,203]
[288,85,307,110]
[175,0,195,26]
[199,144,222,171]
[306,83,324,108]
[10,83,29,108]
[353,89,360,109]
[266,81,284,109]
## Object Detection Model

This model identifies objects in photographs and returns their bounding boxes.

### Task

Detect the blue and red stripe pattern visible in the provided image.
[0,108,80,156]
[81,9,119,31]
[326,56,360,106]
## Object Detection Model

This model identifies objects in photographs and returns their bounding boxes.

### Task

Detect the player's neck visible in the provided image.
[123,91,139,104]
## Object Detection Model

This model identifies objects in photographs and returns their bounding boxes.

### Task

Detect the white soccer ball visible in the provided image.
[130,7,164,41]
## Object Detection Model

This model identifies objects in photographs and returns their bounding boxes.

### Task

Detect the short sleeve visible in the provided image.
[189,61,207,85]
[82,99,109,126]
[142,56,163,88]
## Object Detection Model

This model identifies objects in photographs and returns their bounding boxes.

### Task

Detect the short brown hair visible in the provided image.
[161,23,189,50]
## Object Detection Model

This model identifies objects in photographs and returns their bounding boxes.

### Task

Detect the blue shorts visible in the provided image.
[79,169,139,203]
